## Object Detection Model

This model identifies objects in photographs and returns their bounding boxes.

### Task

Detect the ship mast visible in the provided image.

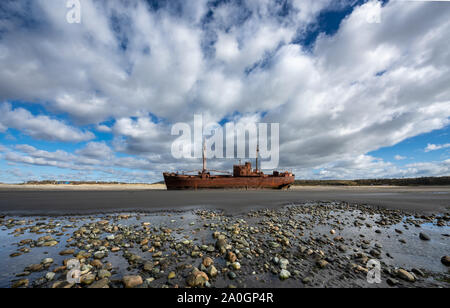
[256,143,259,173]
[202,139,207,173]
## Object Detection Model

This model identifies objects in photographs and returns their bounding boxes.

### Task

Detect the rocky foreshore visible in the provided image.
[1,202,449,288]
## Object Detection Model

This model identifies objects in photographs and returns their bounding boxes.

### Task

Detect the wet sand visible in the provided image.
[0,186,449,215]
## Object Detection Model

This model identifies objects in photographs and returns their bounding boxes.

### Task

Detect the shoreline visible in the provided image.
[1,183,449,191]
[0,183,450,191]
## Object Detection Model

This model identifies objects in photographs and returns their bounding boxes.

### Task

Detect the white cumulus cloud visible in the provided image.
[0,103,94,142]
[394,155,407,160]
[425,143,450,152]
[0,0,449,181]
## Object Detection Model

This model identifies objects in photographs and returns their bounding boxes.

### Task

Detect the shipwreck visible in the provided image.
[163,143,294,190]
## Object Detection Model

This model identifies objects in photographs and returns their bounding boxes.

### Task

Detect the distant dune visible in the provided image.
[0,183,167,191]
[294,176,450,186]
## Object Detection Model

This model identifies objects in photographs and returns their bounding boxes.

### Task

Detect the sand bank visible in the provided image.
[0,185,449,215]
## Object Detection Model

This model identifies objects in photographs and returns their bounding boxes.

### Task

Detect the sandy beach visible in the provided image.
[0,185,449,215]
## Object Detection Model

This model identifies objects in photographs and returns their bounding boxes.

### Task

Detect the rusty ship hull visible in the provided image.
[163,173,295,190]
[164,144,294,190]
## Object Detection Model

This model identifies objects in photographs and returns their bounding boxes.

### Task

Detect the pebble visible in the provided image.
[98,269,111,279]
[27,264,43,272]
[227,251,237,263]
[88,278,110,289]
[143,261,154,272]
[123,275,143,288]
[215,239,227,254]
[227,271,237,280]
[441,256,450,266]
[269,242,280,248]
[386,278,398,286]
[419,233,430,241]
[80,273,96,285]
[369,249,381,258]
[90,259,103,268]
[202,257,214,267]
[43,240,58,247]
[145,278,155,284]
[397,269,415,282]
[302,276,312,284]
[45,272,55,281]
[279,258,289,270]
[279,269,290,280]
[316,259,328,269]
[231,262,241,270]
[59,249,75,256]
[41,258,54,265]
[207,265,218,277]
[12,279,29,288]
[411,268,424,277]
[187,271,209,287]
[51,281,74,289]
[338,245,347,253]
[93,251,106,259]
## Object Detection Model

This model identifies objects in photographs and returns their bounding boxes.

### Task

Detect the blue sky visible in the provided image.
[369,126,450,165]
[0,0,449,183]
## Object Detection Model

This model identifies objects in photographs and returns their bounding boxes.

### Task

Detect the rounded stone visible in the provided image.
[279,269,291,280]
[397,269,415,282]
[45,272,56,281]
[123,275,143,288]
[441,256,450,266]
